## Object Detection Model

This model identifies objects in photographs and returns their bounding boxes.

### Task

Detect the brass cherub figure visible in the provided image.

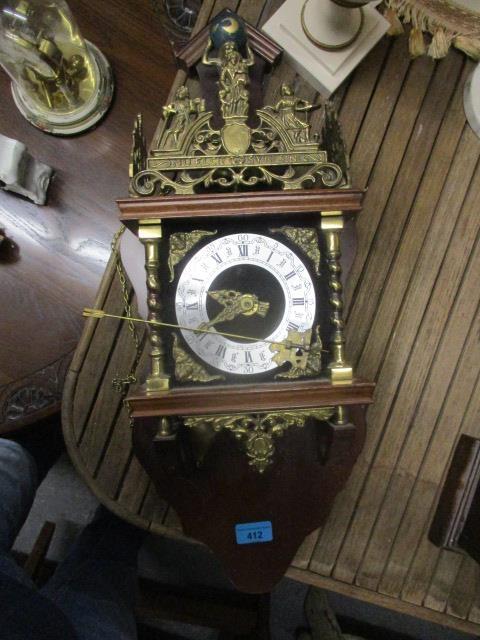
[272,83,313,144]
[162,85,205,147]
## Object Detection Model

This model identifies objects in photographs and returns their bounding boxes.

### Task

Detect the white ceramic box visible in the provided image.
[262,0,390,97]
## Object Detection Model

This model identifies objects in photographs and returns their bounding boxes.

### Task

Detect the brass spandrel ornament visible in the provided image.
[168,229,217,282]
[272,326,324,380]
[129,114,147,180]
[270,226,321,275]
[172,334,224,383]
[129,16,343,196]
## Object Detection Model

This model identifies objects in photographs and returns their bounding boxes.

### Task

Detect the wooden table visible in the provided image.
[63,0,480,634]
[0,0,176,433]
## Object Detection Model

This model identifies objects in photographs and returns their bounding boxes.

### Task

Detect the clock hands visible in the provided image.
[199,290,270,330]
[83,308,310,352]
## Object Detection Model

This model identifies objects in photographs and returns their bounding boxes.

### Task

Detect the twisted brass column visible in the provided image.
[320,212,353,385]
[139,219,170,392]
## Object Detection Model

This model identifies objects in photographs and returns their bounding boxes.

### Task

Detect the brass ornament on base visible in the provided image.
[184,407,335,473]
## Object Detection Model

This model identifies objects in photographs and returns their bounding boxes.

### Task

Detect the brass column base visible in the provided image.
[330,365,354,386]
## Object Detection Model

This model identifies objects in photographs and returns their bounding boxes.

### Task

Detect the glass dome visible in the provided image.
[0,0,113,134]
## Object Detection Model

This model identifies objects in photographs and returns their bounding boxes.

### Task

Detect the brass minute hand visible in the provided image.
[199,290,270,330]
[83,308,314,353]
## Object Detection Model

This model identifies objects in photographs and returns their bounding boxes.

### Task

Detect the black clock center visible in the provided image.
[206,264,285,342]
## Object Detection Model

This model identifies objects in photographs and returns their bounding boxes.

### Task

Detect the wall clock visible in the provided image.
[112,10,375,593]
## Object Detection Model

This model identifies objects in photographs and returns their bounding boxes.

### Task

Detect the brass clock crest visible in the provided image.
[129,13,343,196]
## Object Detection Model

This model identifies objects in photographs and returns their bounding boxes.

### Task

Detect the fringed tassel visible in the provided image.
[384,7,404,36]
[454,35,480,61]
[409,27,426,58]
[428,28,451,59]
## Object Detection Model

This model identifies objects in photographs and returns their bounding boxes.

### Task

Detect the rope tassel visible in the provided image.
[382,0,480,61]
[409,27,426,58]
[384,7,404,36]
[428,27,451,59]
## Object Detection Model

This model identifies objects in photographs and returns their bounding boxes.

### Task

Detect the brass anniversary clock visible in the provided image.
[112,11,374,593]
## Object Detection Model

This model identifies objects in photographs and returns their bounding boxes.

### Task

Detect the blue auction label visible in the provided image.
[235,521,273,545]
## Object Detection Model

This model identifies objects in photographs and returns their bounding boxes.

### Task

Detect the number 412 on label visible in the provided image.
[235,521,273,545]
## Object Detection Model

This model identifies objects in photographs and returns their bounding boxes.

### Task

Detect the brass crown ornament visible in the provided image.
[129,13,343,196]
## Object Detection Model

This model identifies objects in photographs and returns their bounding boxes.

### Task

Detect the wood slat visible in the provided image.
[310,118,480,580]
[423,550,464,613]
[339,37,391,154]
[72,259,126,443]
[78,315,143,475]
[378,304,480,598]
[95,340,148,497]
[353,60,472,383]
[345,37,412,197]
[402,369,480,606]
[446,557,479,620]
[291,529,322,570]
[116,454,151,514]
[346,52,464,366]
[333,154,480,585]
[355,224,480,591]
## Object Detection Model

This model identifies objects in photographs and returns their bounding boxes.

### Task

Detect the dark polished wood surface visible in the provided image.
[0,0,176,432]
[133,405,368,593]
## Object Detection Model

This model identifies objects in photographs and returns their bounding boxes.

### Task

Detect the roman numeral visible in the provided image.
[287,322,299,331]
[267,251,274,262]
[285,270,296,280]
[293,298,305,306]
[186,302,199,310]
[211,253,222,264]
[238,244,248,257]
[216,344,226,358]
[244,351,253,363]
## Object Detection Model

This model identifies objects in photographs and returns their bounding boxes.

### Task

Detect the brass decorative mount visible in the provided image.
[128,23,344,195]
[184,407,335,473]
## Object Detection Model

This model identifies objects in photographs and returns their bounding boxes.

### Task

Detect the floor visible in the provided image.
[12,452,476,640]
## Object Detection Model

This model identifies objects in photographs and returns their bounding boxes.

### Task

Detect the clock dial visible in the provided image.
[175,233,316,375]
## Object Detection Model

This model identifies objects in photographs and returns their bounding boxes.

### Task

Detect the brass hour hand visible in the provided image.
[199,290,270,330]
